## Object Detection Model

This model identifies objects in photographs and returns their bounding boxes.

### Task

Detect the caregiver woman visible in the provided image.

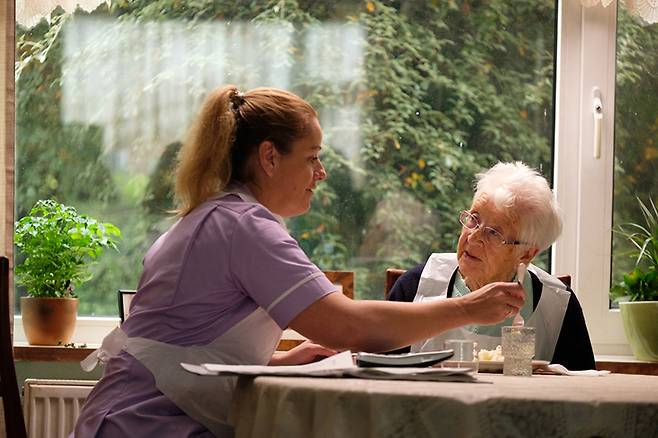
[74,85,524,437]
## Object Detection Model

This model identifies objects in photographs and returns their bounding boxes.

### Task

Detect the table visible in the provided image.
[230,373,658,438]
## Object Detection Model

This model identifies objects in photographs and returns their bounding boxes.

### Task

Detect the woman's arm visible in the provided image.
[289,281,525,353]
[268,340,337,366]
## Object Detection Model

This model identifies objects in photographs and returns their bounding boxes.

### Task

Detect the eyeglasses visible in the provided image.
[459,210,527,247]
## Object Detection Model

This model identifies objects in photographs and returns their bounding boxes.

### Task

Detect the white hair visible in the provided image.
[473,162,562,251]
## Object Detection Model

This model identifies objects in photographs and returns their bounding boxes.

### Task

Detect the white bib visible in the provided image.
[410,253,570,361]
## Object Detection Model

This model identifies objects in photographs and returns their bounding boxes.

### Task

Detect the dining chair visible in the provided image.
[385,268,406,299]
[385,268,573,299]
[278,270,355,351]
[556,275,572,288]
[0,256,28,438]
[117,289,136,323]
[321,270,354,299]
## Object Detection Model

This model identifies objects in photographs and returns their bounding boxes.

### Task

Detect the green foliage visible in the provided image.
[15,9,117,220]
[14,200,121,298]
[610,197,658,302]
[15,11,70,80]
[611,8,658,288]
[610,267,658,303]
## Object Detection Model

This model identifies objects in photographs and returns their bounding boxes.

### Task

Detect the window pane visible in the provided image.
[611,7,658,305]
[16,1,556,315]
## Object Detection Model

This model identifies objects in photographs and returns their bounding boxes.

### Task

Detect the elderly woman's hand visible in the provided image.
[457,281,525,325]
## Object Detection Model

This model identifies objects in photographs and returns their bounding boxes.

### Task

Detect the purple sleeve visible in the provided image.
[230,206,337,328]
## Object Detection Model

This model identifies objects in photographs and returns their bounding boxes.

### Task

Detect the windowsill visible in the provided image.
[595,354,653,363]
[595,355,658,375]
[12,326,307,362]
[13,342,99,362]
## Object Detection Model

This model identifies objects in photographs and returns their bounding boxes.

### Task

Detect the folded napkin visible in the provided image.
[545,363,610,376]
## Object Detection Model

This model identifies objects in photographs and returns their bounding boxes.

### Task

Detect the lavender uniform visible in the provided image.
[74,188,337,437]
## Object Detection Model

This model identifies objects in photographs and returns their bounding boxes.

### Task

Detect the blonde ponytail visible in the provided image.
[175,86,237,216]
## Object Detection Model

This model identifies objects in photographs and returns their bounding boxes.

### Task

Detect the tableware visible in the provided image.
[502,326,536,376]
[478,359,549,373]
[442,339,478,371]
[355,350,454,368]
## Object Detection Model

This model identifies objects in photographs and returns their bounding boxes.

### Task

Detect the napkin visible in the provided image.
[545,363,610,377]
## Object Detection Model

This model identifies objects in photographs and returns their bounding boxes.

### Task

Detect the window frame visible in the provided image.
[554,0,630,355]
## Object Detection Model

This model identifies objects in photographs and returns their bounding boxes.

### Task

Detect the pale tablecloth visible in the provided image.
[230,373,658,438]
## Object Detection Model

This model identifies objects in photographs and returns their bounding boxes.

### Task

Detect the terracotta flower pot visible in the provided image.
[619,301,658,362]
[20,296,78,346]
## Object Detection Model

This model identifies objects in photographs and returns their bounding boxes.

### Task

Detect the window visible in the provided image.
[14,1,558,326]
[555,1,657,355]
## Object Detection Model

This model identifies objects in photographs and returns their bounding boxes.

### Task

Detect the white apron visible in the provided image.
[81,187,286,436]
[410,253,571,362]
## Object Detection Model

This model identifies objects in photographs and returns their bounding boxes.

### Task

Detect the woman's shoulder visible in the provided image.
[191,194,274,227]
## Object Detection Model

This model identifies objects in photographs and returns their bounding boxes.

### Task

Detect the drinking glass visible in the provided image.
[502,326,536,376]
[442,339,478,371]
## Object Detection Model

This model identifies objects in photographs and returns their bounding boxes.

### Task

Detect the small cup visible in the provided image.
[442,339,478,371]
[502,326,536,376]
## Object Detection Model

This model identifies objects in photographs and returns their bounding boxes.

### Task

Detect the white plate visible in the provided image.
[478,360,550,373]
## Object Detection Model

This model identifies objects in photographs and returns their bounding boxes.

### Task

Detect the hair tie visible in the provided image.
[230,90,246,109]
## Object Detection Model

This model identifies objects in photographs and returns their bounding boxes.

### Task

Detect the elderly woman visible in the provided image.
[388,162,595,371]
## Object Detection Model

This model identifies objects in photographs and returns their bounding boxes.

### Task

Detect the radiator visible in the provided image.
[23,379,97,438]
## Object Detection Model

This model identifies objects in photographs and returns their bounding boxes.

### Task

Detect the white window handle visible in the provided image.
[592,87,603,159]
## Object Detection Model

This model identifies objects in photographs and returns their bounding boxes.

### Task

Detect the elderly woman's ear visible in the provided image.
[519,246,539,265]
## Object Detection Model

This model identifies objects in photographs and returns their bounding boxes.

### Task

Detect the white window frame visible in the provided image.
[554,0,630,355]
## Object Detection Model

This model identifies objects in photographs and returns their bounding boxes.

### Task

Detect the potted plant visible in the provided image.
[15,200,120,345]
[610,196,658,361]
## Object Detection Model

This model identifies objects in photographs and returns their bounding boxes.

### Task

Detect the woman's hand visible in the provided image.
[456,281,525,325]
[268,340,338,366]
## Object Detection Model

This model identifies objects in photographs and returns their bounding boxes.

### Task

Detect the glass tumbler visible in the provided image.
[443,339,478,371]
[502,326,536,376]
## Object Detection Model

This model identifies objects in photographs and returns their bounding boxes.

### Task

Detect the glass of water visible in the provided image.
[443,339,478,372]
[502,326,536,376]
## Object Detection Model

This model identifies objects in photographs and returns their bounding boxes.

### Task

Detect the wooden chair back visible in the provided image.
[277,270,355,351]
[0,256,28,438]
[117,289,136,323]
[556,275,571,288]
[321,270,354,299]
[385,268,406,299]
